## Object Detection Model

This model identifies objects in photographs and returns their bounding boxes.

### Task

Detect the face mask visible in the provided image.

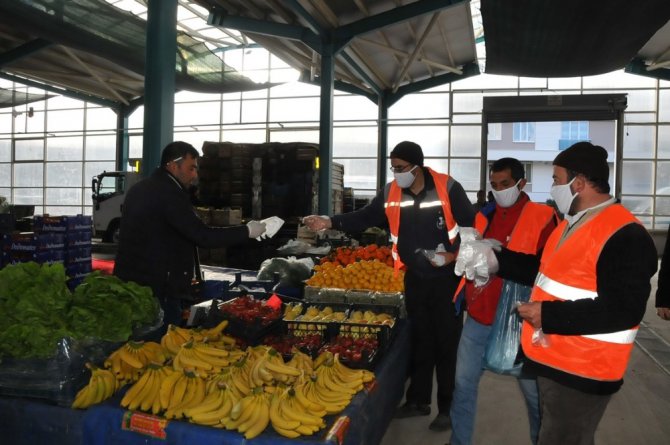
[394,165,418,188]
[550,177,578,215]
[491,180,522,208]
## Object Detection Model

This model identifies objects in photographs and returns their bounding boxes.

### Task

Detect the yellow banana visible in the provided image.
[139,370,162,412]
[243,394,270,439]
[159,368,182,409]
[118,344,144,369]
[280,391,324,427]
[128,370,157,411]
[186,387,225,418]
[120,370,150,408]
[264,359,302,377]
[167,372,189,410]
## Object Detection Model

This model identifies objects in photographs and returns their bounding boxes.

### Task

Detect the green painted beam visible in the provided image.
[318,44,335,215]
[211,43,261,54]
[0,72,119,109]
[298,70,377,102]
[625,58,670,82]
[333,0,466,43]
[0,38,53,67]
[377,94,390,189]
[208,6,321,53]
[339,51,382,96]
[385,61,480,107]
[284,0,325,35]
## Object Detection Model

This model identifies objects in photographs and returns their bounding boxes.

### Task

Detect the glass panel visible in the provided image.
[47,136,83,161]
[620,160,653,194]
[222,100,241,124]
[452,73,517,90]
[659,126,670,159]
[448,158,480,191]
[624,90,656,112]
[13,188,43,206]
[0,139,10,162]
[86,135,116,160]
[0,164,10,186]
[333,127,377,157]
[622,125,654,159]
[625,113,657,123]
[660,90,670,123]
[270,81,320,98]
[14,110,45,134]
[269,97,319,123]
[656,196,670,216]
[270,129,319,143]
[86,107,117,131]
[47,109,84,132]
[128,105,144,130]
[175,90,220,102]
[242,85,269,99]
[452,114,482,124]
[450,125,481,156]
[241,99,267,123]
[583,71,656,89]
[336,159,377,191]
[220,129,266,143]
[84,162,116,187]
[129,135,143,159]
[46,95,84,110]
[0,112,11,134]
[389,93,449,119]
[656,162,670,193]
[14,138,43,161]
[387,125,450,157]
[46,162,83,187]
[46,187,82,206]
[334,95,377,121]
[621,196,652,216]
[175,101,221,126]
[452,93,483,113]
[519,77,547,89]
[45,205,83,215]
[172,131,220,151]
[547,77,582,89]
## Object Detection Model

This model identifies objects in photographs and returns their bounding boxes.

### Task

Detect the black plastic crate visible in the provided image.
[202,295,283,345]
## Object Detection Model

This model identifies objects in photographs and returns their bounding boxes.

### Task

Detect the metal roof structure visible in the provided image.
[1,1,670,109]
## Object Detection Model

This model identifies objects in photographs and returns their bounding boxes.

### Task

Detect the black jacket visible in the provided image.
[655,224,670,309]
[331,169,475,278]
[114,168,249,300]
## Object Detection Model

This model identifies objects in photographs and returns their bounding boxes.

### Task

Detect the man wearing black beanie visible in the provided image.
[456,141,657,444]
[304,141,475,431]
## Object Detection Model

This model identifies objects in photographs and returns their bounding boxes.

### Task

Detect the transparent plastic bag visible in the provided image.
[483,280,532,376]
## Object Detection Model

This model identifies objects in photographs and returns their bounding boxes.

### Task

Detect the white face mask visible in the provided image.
[550,177,578,215]
[491,179,522,208]
[394,165,418,188]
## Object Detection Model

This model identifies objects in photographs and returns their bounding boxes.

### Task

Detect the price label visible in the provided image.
[121,411,168,440]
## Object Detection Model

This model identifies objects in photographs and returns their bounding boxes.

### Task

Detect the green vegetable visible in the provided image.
[0,263,159,359]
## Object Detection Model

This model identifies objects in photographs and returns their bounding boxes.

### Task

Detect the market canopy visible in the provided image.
[0,0,274,108]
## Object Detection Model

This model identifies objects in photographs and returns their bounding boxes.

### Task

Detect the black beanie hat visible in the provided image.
[390,141,424,166]
[553,142,609,180]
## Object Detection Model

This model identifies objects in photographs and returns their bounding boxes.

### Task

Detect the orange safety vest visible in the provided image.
[521,204,640,381]
[384,167,458,273]
[453,202,557,308]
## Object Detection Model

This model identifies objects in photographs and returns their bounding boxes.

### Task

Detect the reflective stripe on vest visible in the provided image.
[521,204,641,381]
[384,168,458,272]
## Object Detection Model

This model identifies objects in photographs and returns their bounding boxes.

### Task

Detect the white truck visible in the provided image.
[91,171,141,243]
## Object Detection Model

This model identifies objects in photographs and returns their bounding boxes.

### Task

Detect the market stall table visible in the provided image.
[0,321,410,445]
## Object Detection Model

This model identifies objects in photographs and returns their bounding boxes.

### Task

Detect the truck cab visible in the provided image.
[91,171,141,243]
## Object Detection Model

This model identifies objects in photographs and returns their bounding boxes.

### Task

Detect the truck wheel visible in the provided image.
[104,220,120,243]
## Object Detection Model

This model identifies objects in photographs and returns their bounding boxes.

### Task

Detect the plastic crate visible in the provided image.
[201,295,283,345]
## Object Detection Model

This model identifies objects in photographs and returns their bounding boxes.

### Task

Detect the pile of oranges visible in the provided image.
[306,259,404,292]
[319,244,393,268]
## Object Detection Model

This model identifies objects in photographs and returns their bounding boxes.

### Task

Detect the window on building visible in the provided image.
[559,121,590,149]
[513,122,535,142]
[487,122,501,140]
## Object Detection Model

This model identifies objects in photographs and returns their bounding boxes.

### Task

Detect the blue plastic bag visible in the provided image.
[483,279,532,376]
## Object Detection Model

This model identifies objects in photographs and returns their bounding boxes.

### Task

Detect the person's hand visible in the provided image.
[454,240,499,286]
[430,251,454,267]
[246,220,266,239]
[302,215,332,232]
[517,302,542,328]
[657,307,670,320]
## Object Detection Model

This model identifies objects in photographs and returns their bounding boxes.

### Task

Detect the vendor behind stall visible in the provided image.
[114,141,268,333]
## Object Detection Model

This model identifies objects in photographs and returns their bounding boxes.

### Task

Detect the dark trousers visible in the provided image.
[403,270,463,413]
[537,376,611,445]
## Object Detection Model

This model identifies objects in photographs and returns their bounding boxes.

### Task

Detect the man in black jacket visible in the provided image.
[654,224,670,320]
[114,141,266,331]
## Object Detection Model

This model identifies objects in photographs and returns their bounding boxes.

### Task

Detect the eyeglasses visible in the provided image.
[390,164,412,173]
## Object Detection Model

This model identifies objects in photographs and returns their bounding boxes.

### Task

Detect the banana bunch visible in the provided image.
[286,348,314,373]
[315,358,362,394]
[160,324,196,356]
[300,375,352,414]
[120,363,172,414]
[104,341,166,382]
[269,386,326,438]
[283,302,303,321]
[185,381,239,427]
[223,388,271,439]
[208,356,253,398]
[332,353,375,384]
[162,369,207,419]
[71,364,117,409]
[250,350,302,387]
[172,340,231,375]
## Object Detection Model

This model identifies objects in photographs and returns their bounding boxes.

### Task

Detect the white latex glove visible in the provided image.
[246,220,266,239]
[455,240,499,287]
[301,215,332,232]
[459,227,482,244]
[430,243,448,267]
[258,216,284,240]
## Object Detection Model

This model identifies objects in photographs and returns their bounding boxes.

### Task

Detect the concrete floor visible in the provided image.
[381,266,670,445]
